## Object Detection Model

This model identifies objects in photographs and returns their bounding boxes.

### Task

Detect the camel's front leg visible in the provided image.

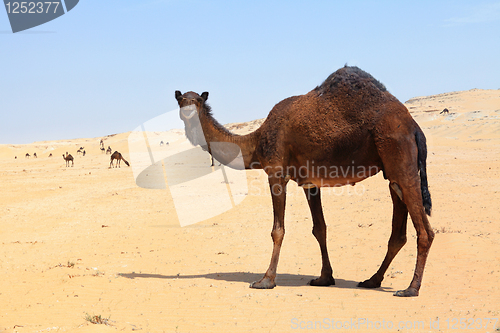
[250,174,287,289]
[304,187,335,286]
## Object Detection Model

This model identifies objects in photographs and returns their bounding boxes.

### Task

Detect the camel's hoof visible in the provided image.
[393,287,419,297]
[309,275,335,286]
[250,278,276,289]
[358,278,381,289]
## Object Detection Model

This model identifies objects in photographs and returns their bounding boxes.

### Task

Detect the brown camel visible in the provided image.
[100,147,105,153]
[63,152,74,167]
[106,146,112,155]
[175,66,434,297]
[203,146,217,167]
[110,151,130,168]
[25,153,30,158]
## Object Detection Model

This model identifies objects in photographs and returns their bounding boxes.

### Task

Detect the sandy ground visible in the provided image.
[1,89,499,332]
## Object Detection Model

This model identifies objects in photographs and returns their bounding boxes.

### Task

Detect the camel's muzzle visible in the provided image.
[180,105,198,120]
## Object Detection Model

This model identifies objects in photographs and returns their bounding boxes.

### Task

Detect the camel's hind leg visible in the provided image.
[358,184,408,289]
[371,127,434,296]
[304,187,335,286]
[394,182,434,297]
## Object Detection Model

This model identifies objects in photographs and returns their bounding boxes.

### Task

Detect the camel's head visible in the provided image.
[175,90,209,147]
[175,90,208,111]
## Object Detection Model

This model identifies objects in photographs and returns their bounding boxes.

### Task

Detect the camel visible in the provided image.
[25,153,30,158]
[63,152,74,167]
[160,140,164,146]
[33,153,37,158]
[175,66,434,297]
[48,153,53,157]
[100,147,105,153]
[77,149,83,155]
[203,147,216,167]
[106,146,112,155]
[440,108,449,114]
[110,151,130,168]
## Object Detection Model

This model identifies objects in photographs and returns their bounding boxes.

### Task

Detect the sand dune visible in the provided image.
[0,89,499,332]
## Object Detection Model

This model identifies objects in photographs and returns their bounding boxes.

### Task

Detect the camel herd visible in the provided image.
[12,66,435,297]
[18,139,130,169]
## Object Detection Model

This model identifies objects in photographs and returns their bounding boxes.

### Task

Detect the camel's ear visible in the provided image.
[175,90,183,101]
[201,91,209,102]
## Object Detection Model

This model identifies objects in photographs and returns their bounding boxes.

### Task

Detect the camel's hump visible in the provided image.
[315,66,387,95]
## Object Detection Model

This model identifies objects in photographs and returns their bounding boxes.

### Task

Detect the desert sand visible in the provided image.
[1,89,499,332]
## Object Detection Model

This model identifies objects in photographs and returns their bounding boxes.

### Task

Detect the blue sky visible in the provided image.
[1,0,499,144]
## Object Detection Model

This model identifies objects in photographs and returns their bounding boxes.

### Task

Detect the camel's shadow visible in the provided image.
[118,271,394,293]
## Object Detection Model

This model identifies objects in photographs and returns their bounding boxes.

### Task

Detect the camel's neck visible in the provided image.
[199,110,261,169]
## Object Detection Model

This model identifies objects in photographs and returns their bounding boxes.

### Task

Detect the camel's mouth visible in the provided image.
[180,105,198,120]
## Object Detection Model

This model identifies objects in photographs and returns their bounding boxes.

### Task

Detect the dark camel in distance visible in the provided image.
[176,66,434,297]
[63,152,74,167]
[109,151,130,168]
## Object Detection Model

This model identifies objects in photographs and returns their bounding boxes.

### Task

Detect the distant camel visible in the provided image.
[160,141,164,146]
[63,152,74,167]
[176,66,433,297]
[100,139,104,148]
[106,146,112,154]
[15,156,17,159]
[48,153,53,157]
[100,147,105,153]
[83,150,86,157]
[440,108,449,114]
[25,153,30,158]
[202,146,218,167]
[110,151,130,168]
[33,153,37,158]
[77,149,83,155]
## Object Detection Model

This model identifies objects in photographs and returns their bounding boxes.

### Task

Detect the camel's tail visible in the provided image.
[123,158,130,167]
[415,129,432,216]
